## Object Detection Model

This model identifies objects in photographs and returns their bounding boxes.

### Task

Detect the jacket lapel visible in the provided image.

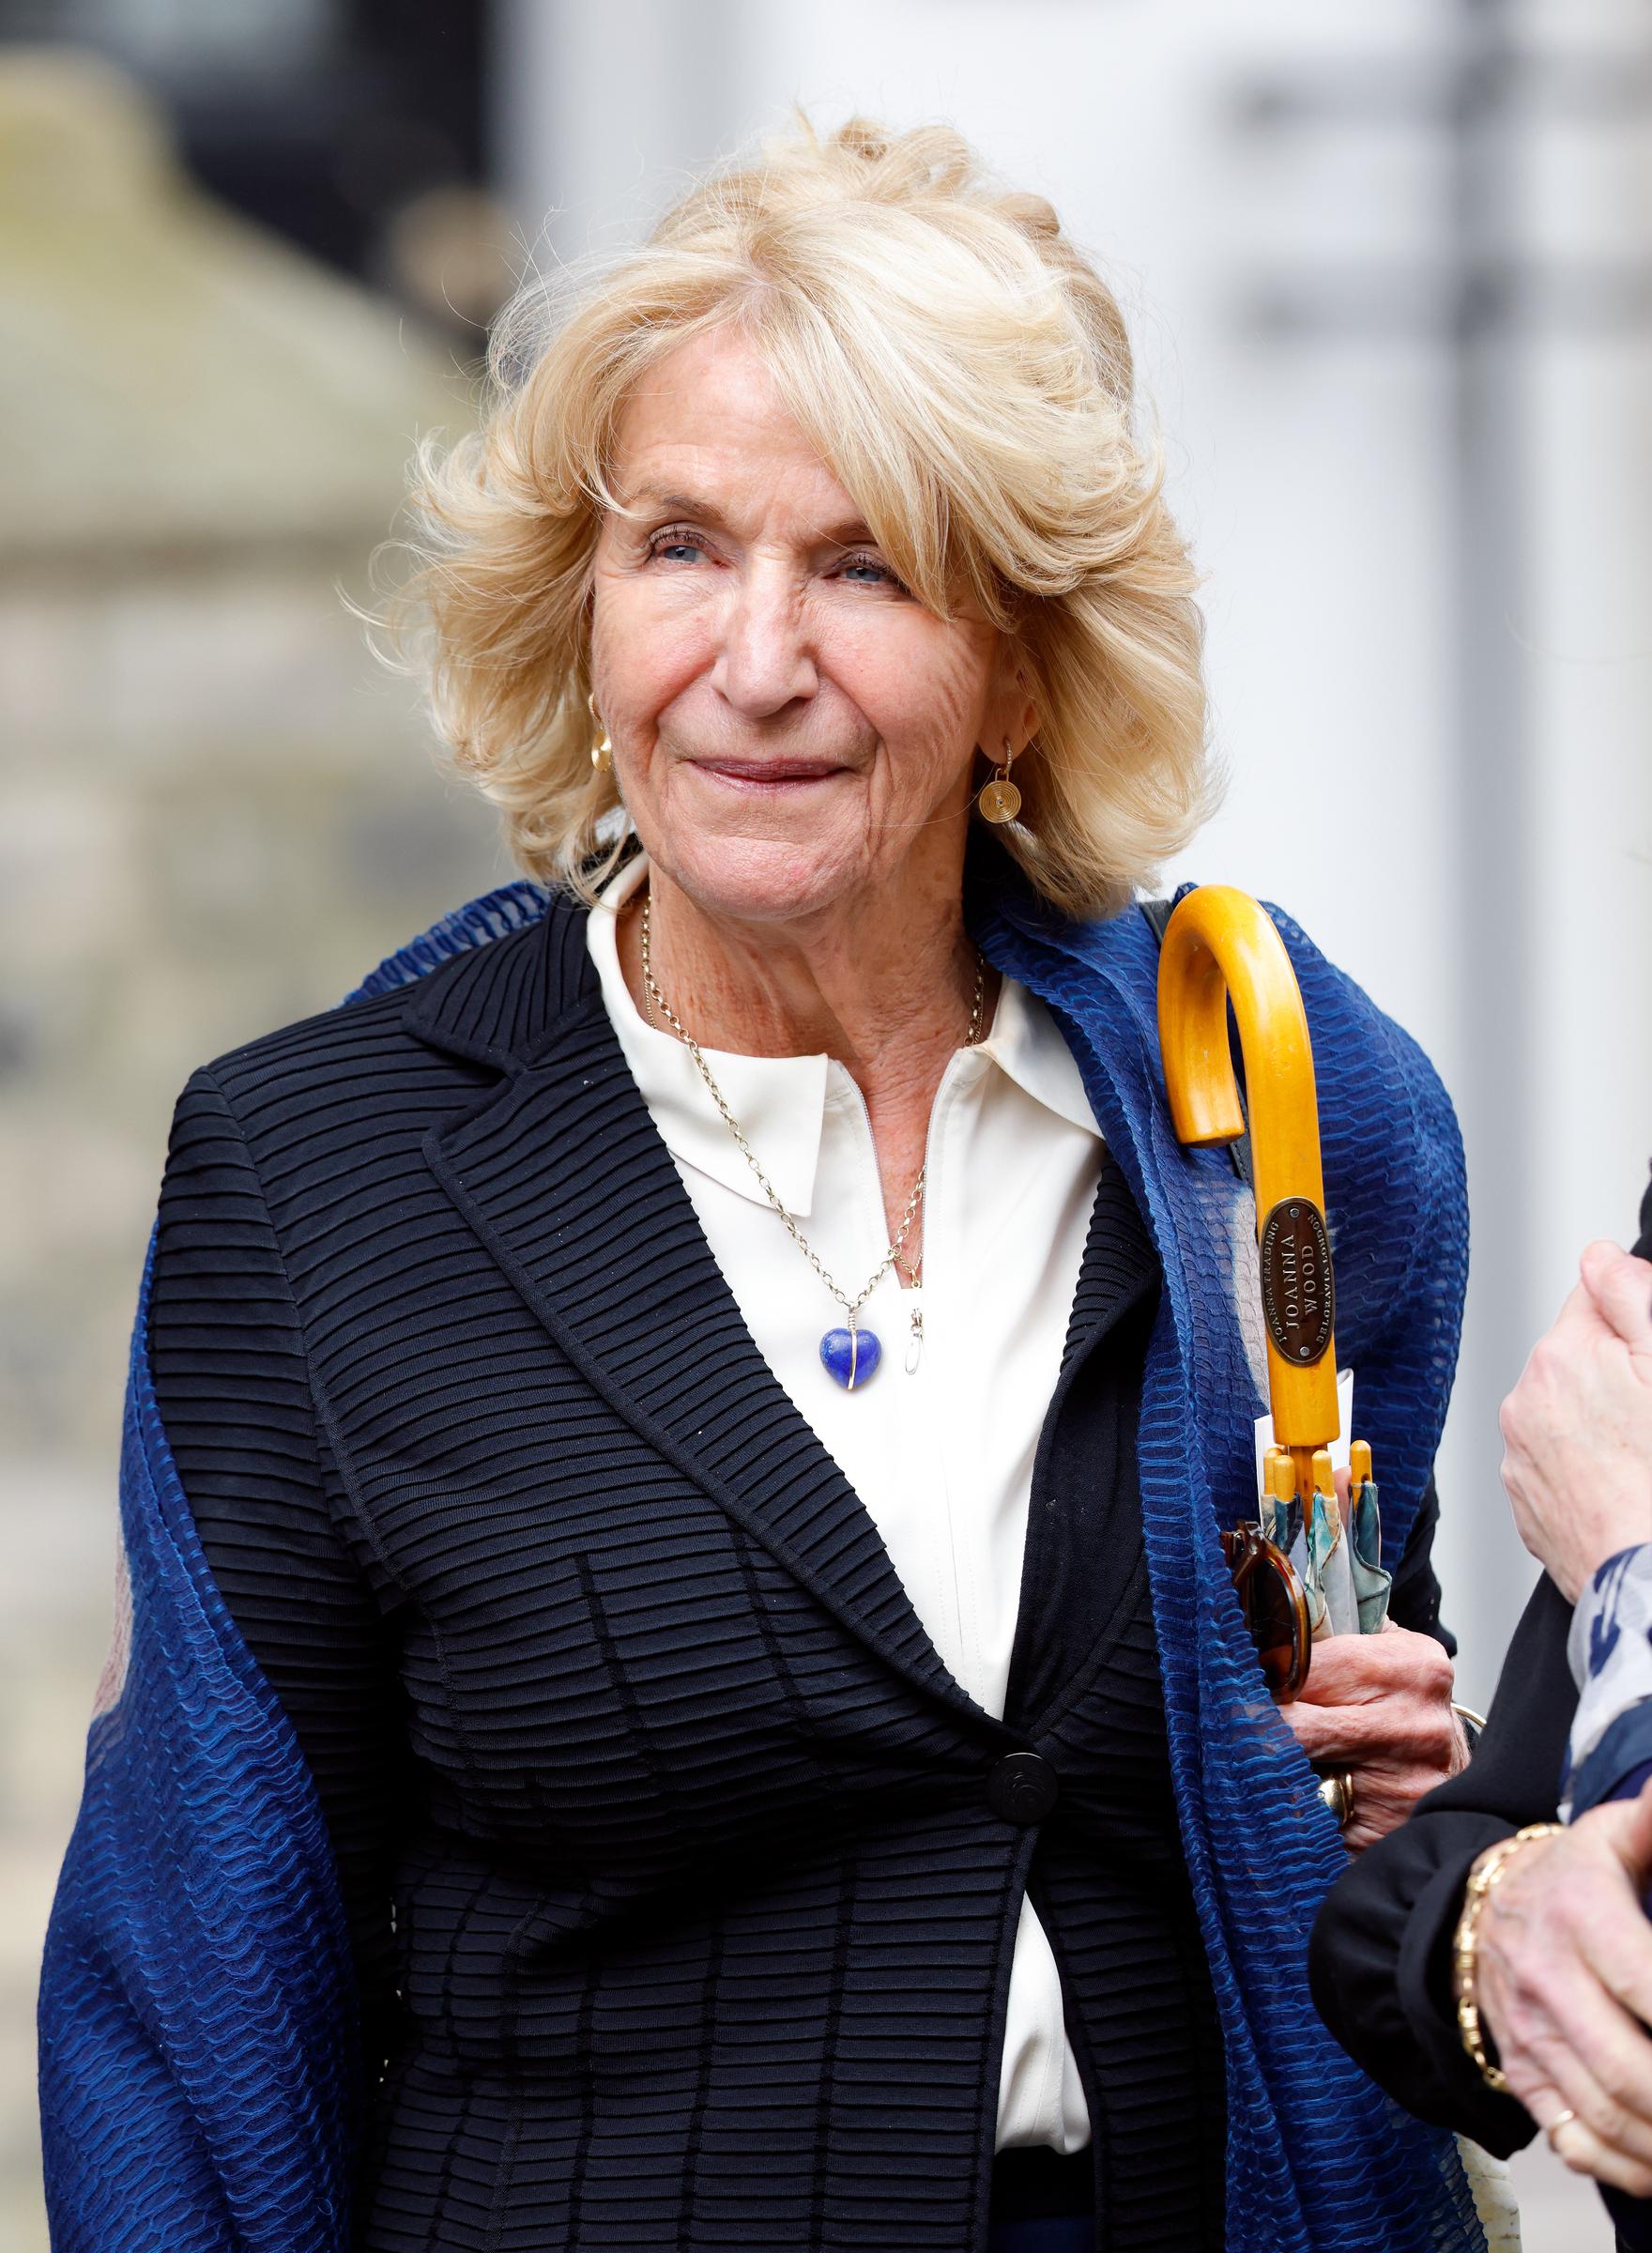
[1005,1160,1162,1737]
[404,903,1003,1740]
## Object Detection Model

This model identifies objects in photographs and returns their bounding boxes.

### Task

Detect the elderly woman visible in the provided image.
[1311,1180,1652,2248]
[41,121,1477,2253]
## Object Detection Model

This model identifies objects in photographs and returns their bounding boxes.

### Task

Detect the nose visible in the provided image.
[710,559,819,719]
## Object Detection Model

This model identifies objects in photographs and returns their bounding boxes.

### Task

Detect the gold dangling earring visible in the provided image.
[588,690,613,775]
[977,737,1021,825]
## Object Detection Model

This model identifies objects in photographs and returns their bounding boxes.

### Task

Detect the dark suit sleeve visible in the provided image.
[1308,1570,1576,2154]
[147,1066,406,2079]
[1388,1475,1454,1655]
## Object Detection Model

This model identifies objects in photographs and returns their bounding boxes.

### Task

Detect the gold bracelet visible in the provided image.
[1452,1823,1565,2091]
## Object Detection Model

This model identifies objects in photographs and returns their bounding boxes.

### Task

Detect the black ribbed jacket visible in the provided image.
[145,886,1447,2252]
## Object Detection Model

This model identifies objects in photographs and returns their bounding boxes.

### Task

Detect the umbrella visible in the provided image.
[1155,888,1522,2245]
[1156,886,1390,1690]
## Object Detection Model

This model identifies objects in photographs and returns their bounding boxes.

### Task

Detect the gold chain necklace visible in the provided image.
[638,890,987,1390]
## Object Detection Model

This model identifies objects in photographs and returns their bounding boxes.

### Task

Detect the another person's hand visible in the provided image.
[1471,1786,1652,2194]
[1279,1623,1462,1854]
[1500,1241,1652,1602]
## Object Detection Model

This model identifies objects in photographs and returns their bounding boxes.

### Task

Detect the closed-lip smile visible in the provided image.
[690,756,846,789]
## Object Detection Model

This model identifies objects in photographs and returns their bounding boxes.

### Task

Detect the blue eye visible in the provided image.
[648,530,707,565]
[839,553,904,590]
[641,529,904,590]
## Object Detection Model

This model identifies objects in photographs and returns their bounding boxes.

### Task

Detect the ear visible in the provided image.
[985,644,1041,761]
[1010,680,1040,758]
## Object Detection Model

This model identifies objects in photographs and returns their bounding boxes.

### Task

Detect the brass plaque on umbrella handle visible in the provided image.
[1260,1197,1335,1367]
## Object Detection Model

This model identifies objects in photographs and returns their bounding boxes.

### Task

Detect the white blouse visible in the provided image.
[588,853,1101,2153]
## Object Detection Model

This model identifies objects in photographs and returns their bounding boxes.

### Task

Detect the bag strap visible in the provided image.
[1138,895,1255,1192]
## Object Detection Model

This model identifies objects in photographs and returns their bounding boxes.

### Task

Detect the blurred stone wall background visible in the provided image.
[0,23,507,2243]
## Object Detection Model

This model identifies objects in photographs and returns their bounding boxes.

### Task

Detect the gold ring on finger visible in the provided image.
[1545,2107,1578,2148]
[1317,1769,1356,1829]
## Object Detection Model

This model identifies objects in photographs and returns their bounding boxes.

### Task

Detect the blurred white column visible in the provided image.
[1521,0,1652,1331]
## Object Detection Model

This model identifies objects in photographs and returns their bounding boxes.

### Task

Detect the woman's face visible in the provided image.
[589,327,1028,930]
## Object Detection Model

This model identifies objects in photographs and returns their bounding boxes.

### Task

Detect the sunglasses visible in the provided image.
[1221,1519,1312,1700]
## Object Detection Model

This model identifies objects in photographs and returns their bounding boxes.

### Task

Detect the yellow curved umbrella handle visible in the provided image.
[1156,886,1338,1488]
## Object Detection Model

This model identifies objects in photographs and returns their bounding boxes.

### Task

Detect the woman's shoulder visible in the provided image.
[1139,886,1459,1141]
[1225,892,1464,1211]
[1117,884,1467,1319]
[1078,883,1459,1135]
[1260,898,1463,1175]
[1246,902,1468,1414]
[1136,886,1445,1077]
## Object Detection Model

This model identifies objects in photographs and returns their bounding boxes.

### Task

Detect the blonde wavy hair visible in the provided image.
[394,116,1213,918]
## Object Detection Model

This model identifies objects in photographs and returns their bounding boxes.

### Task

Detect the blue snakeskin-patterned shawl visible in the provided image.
[37,1227,363,2253]
[38,876,1480,2253]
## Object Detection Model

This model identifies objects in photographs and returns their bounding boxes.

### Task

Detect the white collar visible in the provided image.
[971,952,1102,1142]
[585,852,1099,1217]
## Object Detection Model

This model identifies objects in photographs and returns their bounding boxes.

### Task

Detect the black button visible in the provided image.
[987,1752,1058,1826]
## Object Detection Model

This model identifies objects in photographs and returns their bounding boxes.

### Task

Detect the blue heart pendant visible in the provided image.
[819,1326,881,1390]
